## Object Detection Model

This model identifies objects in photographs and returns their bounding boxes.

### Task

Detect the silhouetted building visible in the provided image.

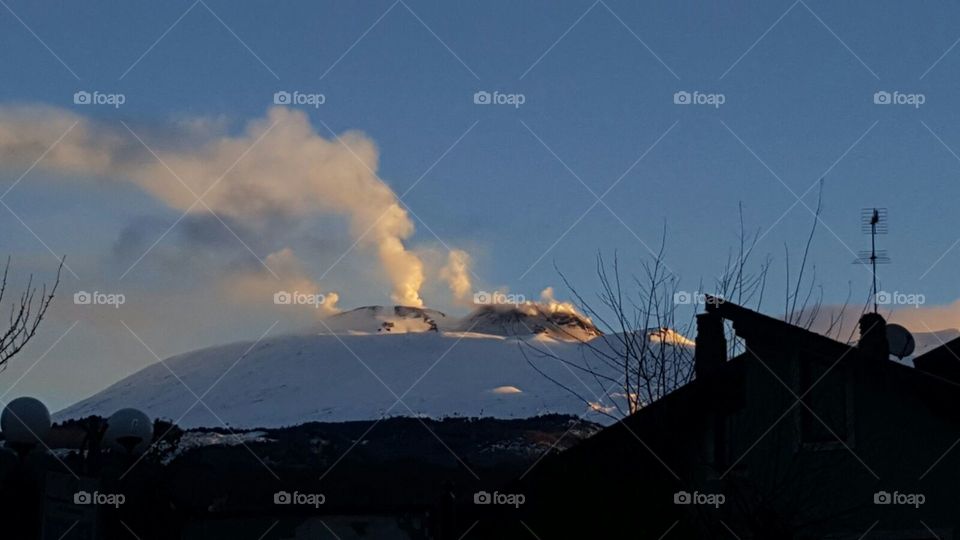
[513,299,960,539]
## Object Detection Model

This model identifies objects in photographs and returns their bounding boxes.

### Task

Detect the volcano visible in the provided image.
[56,305,675,429]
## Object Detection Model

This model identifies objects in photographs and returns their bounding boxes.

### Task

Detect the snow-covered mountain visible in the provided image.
[56,305,668,429]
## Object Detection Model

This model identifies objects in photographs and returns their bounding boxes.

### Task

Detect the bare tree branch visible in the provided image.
[0,256,63,371]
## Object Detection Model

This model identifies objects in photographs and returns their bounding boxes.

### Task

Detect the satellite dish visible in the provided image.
[886,324,915,359]
[104,408,153,454]
[1,397,51,449]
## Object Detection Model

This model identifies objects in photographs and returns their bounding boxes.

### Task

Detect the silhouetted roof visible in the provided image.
[705,295,851,353]
[523,300,960,489]
[913,335,960,384]
[708,298,960,420]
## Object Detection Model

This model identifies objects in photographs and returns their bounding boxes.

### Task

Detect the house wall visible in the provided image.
[715,334,960,538]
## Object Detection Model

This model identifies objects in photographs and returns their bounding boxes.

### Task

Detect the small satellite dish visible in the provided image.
[886,324,915,359]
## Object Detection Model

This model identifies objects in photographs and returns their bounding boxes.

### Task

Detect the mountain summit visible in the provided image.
[317,304,601,341]
[456,303,601,341]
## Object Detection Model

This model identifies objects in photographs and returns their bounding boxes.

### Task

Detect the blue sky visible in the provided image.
[1,0,960,409]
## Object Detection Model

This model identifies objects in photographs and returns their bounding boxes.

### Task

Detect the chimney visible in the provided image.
[695,311,726,379]
[857,312,888,362]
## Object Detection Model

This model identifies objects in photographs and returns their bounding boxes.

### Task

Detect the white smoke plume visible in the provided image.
[440,249,473,304]
[0,105,430,305]
[533,286,585,317]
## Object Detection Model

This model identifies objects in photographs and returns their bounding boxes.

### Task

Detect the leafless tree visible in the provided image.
[524,184,855,420]
[539,245,694,417]
[0,256,62,371]
[521,225,768,420]
[778,181,857,343]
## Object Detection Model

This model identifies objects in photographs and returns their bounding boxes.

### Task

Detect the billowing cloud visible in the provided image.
[223,248,340,316]
[0,105,427,306]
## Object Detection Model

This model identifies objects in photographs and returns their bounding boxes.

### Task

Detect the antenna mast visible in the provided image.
[855,208,888,313]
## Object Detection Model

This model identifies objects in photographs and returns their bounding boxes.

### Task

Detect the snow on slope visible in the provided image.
[55,333,596,428]
[911,328,960,359]
[56,305,683,429]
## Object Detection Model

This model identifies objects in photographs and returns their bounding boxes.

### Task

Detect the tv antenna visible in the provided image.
[854,208,888,313]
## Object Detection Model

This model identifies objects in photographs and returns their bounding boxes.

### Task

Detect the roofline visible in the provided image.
[913,334,960,364]
[704,295,851,352]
